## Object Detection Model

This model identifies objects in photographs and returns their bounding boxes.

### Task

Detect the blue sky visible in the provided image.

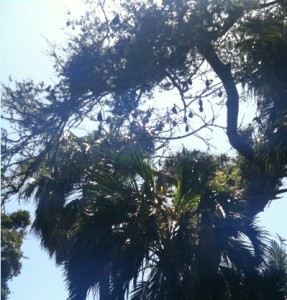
[1,1,287,299]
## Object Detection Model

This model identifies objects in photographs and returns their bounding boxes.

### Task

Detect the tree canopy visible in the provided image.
[1,0,287,299]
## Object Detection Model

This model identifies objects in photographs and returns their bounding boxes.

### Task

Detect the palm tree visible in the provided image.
[258,238,287,299]
[24,136,271,299]
[63,147,159,300]
[130,151,269,300]
[25,130,160,300]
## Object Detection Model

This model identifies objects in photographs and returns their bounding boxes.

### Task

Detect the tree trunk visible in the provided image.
[197,42,255,162]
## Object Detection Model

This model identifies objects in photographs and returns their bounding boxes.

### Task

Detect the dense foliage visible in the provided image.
[1,0,287,299]
[1,210,30,300]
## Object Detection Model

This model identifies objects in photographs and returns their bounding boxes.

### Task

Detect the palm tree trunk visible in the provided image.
[198,206,223,299]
